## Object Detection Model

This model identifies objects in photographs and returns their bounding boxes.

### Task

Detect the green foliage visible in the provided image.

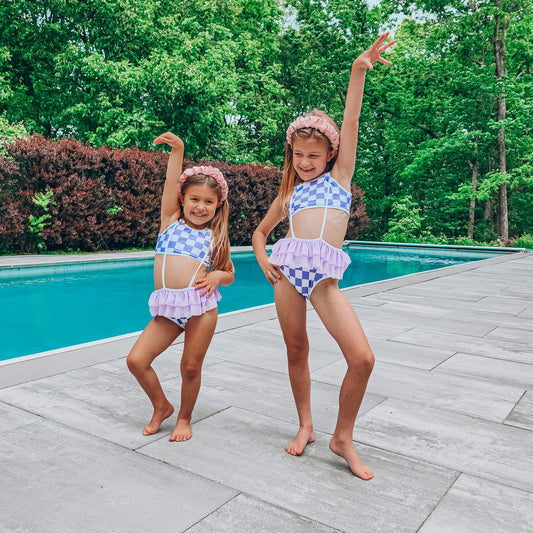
[358,0,533,242]
[0,0,286,160]
[513,234,533,249]
[27,189,55,252]
[107,205,124,215]
[0,115,28,152]
[383,196,423,242]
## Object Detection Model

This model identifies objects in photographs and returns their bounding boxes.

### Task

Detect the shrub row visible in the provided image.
[0,135,368,253]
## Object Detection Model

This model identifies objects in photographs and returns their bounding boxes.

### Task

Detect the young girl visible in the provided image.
[252,33,394,479]
[127,131,234,442]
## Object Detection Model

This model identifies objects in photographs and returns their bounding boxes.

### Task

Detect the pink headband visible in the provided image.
[178,165,228,202]
[286,115,340,153]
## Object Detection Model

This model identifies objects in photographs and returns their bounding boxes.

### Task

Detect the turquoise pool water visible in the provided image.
[0,245,504,361]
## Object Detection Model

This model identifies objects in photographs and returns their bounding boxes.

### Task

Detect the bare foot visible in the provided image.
[329,435,374,480]
[285,427,315,456]
[143,403,174,436]
[169,418,192,442]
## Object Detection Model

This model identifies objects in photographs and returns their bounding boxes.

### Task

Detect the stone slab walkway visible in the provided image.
[1,250,532,532]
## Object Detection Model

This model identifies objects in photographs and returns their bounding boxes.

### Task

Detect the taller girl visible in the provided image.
[252,33,394,479]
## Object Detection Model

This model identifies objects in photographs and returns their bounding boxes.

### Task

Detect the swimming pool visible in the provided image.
[0,244,509,362]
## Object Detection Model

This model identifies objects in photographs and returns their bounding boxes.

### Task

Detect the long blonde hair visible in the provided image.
[180,174,233,272]
[277,109,340,215]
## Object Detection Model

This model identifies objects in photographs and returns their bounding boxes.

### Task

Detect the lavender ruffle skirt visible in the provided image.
[149,287,221,321]
[269,238,350,279]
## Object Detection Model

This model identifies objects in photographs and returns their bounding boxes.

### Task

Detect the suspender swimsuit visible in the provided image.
[148,219,221,328]
[269,172,352,298]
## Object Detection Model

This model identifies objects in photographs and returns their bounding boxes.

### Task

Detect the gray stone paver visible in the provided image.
[353,398,533,492]
[0,249,532,532]
[391,328,533,364]
[418,474,533,533]
[186,493,339,533]
[138,407,459,533]
[363,337,455,370]
[434,352,533,389]
[0,363,229,450]
[505,390,533,431]
[0,402,237,533]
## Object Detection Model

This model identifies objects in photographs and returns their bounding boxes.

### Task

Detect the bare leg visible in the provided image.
[311,279,375,479]
[169,308,218,442]
[126,316,183,435]
[274,275,315,455]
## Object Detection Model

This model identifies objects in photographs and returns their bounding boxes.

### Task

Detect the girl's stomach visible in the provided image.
[153,254,207,290]
[287,208,348,248]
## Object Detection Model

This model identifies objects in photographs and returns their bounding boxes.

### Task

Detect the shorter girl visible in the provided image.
[127,132,234,442]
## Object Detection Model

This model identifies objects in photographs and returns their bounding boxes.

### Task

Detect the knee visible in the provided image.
[285,338,309,366]
[181,361,202,382]
[348,347,375,376]
[126,352,146,376]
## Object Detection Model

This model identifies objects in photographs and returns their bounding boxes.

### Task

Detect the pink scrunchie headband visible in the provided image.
[286,115,340,153]
[178,166,228,202]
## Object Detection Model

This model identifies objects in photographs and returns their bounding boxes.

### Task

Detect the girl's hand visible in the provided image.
[262,263,282,286]
[353,32,395,71]
[194,271,224,297]
[153,132,184,149]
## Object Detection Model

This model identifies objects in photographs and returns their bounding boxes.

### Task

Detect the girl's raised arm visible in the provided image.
[154,132,185,230]
[332,32,395,187]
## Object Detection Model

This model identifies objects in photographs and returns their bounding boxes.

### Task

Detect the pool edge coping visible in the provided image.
[1,241,526,271]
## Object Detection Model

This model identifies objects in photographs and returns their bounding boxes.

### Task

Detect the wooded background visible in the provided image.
[1,0,532,251]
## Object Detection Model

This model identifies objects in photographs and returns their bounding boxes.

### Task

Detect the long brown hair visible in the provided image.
[180,174,233,272]
[277,109,340,215]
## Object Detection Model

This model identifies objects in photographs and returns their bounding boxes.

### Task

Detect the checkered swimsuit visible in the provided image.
[155,219,212,274]
[289,173,352,216]
[154,219,212,326]
[282,173,352,298]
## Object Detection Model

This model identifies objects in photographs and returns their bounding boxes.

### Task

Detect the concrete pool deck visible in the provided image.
[1,250,532,532]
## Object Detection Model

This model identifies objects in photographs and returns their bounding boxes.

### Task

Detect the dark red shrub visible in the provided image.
[0,136,368,254]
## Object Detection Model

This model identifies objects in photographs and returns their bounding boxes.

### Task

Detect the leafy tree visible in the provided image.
[0,0,286,158]
[377,0,533,242]
[383,195,423,242]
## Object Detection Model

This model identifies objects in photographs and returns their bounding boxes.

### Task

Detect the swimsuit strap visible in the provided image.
[161,251,168,289]
[186,241,212,288]
[289,204,295,235]
[318,176,331,240]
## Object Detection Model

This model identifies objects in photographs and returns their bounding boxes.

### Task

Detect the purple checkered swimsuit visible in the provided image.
[269,172,352,298]
[148,219,220,328]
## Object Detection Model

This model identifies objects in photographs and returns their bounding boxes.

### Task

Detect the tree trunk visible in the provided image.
[492,0,509,240]
[467,160,479,239]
